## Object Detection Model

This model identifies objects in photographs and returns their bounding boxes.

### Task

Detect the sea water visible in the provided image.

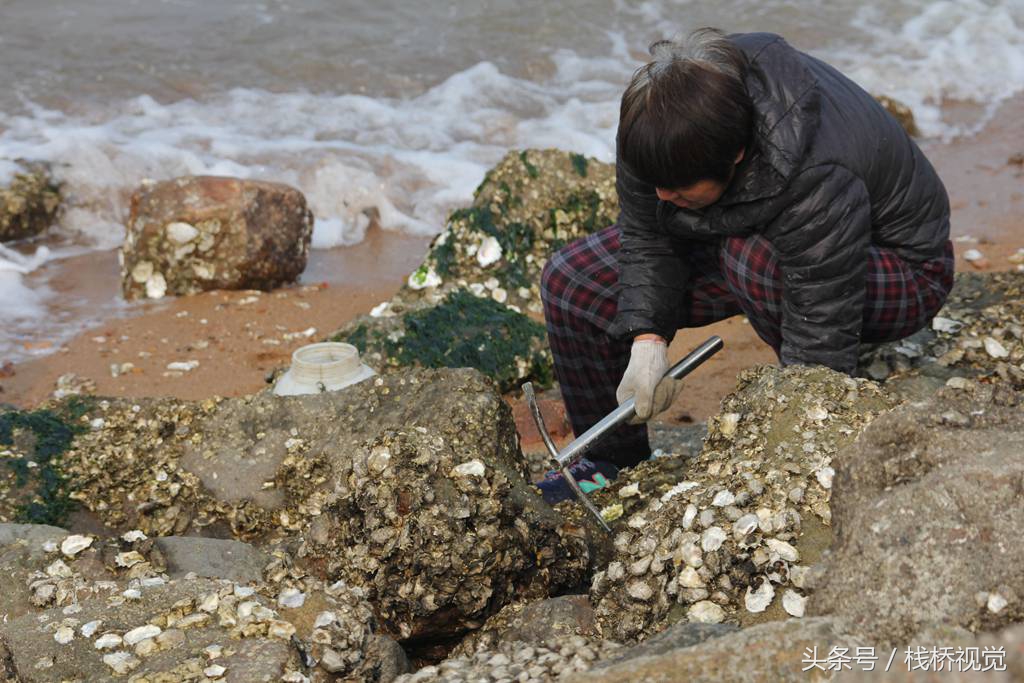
[1,0,1023,360]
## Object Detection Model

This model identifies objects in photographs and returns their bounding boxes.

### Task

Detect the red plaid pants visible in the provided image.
[540,224,954,467]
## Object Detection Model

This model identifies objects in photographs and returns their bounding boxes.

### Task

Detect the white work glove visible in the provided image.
[616,338,683,423]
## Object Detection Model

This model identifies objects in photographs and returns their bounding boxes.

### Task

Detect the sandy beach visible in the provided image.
[3,94,1022,428]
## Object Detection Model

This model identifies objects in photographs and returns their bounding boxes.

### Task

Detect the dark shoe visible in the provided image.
[536,458,619,504]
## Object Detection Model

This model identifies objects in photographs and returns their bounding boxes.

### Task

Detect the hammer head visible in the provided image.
[522,382,611,532]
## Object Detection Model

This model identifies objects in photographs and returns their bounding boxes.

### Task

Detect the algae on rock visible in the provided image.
[330,149,617,391]
[0,399,91,526]
[335,288,553,392]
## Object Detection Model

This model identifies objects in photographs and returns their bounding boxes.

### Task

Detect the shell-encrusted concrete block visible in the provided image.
[120,176,313,300]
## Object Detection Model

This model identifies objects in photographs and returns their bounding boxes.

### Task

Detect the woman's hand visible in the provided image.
[616,336,682,422]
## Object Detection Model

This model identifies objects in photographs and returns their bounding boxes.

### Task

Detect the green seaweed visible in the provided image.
[342,323,370,354]
[519,151,539,179]
[569,152,589,178]
[0,398,89,525]
[384,289,551,391]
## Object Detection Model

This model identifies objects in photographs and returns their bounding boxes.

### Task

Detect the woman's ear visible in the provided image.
[735,148,746,164]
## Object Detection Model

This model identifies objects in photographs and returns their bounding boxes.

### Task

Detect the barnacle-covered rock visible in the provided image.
[0,160,61,242]
[418,148,617,314]
[0,524,406,682]
[857,272,1024,390]
[120,176,314,300]
[569,617,863,683]
[810,383,1024,647]
[332,149,616,390]
[52,368,593,644]
[584,365,896,641]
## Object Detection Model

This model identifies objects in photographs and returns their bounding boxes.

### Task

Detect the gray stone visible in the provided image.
[593,622,738,669]
[0,524,68,552]
[811,385,1024,647]
[365,634,412,682]
[154,536,270,583]
[568,618,863,683]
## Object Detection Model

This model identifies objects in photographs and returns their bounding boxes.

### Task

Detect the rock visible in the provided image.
[153,536,270,584]
[57,369,594,644]
[0,578,302,682]
[120,176,313,300]
[568,618,863,683]
[0,161,61,242]
[0,547,400,683]
[874,94,920,137]
[810,386,1024,646]
[332,149,617,391]
[593,622,737,670]
[834,622,1024,681]
[452,595,600,657]
[584,365,895,641]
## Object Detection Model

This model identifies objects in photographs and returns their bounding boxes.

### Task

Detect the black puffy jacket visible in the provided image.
[609,32,951,373]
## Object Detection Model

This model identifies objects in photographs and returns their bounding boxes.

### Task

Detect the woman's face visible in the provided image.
[655,148,745,211]
[655,180,729,210]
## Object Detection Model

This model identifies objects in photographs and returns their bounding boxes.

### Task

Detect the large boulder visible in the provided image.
[584,365,896,642]
[56,369,593,644]
[332,149,617,391]
[120,175,313,300]
[809,383,1024,646]
[0,160,61,242]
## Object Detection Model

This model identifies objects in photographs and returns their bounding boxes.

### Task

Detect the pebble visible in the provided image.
[204,664,227,679]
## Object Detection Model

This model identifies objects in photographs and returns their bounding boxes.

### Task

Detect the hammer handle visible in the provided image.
[554,335,723,467]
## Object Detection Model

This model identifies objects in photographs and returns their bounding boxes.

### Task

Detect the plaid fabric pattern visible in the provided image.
[540,224,954,468]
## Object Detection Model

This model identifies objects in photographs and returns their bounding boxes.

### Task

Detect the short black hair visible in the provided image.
[617,29,753,189]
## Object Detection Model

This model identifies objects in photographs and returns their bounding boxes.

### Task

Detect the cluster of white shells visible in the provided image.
[587,366,895,641]
[395,635,613,683]
[122,217,223,300]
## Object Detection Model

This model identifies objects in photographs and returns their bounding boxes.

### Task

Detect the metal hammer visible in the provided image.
[523,335,724,531]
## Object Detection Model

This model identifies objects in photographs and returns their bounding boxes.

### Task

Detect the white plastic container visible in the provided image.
[273,342,376,396]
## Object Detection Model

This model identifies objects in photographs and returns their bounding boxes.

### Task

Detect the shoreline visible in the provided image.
[3,94,1022,420]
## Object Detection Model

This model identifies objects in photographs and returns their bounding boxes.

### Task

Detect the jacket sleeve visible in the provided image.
[607,159,689,341]
[768,164,871,373]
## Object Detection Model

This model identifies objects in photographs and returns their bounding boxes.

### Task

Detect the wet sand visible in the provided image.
[3,95,1023,424]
